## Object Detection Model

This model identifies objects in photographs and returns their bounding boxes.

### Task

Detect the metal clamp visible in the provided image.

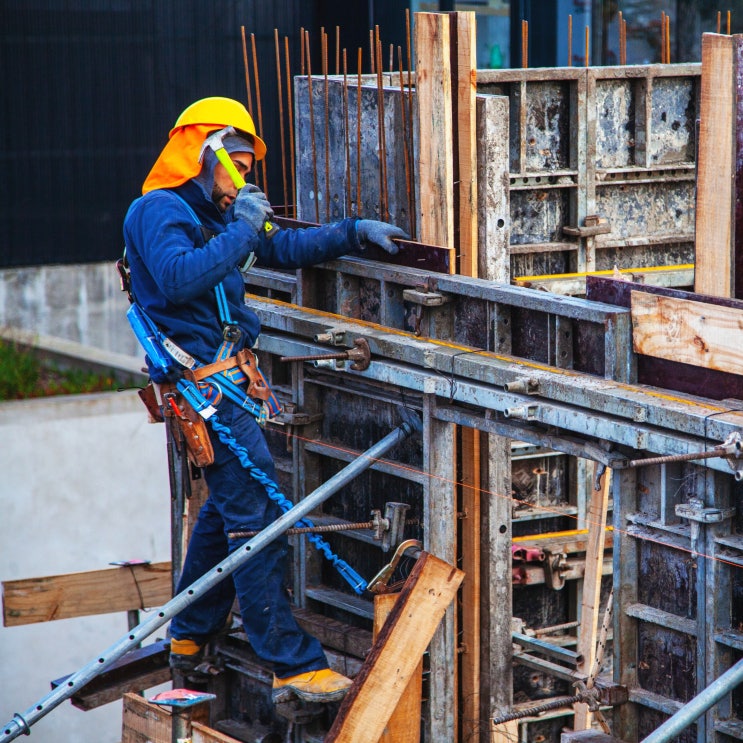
[367,539,422,594]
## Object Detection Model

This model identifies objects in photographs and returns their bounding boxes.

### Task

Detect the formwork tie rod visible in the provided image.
[0,410,421,743]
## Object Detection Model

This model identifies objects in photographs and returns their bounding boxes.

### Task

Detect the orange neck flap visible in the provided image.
[142,124,215,194]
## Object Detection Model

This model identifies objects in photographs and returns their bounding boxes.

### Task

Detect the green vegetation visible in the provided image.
[0,340,122,400]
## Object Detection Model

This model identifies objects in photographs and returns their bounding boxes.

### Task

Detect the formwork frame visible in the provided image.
[239,253,743,742]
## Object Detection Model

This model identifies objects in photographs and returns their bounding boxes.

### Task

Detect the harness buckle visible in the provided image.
[222,324,242,343]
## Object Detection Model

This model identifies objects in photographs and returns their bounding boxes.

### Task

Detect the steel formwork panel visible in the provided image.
[240,246,743,742]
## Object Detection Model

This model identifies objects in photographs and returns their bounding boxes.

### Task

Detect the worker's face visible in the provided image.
[211,151,254,212]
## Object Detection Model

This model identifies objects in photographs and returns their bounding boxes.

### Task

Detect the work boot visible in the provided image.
[169,638,204,675]
[272,668,352,704]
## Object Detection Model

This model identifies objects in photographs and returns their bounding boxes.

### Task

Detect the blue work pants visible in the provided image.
[169,401,328,678]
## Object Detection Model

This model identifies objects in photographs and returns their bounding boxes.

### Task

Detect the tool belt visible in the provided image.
[186,347,272,402]
[158,382,215,468]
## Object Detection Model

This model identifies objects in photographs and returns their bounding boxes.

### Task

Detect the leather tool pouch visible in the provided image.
[160,384,215,468]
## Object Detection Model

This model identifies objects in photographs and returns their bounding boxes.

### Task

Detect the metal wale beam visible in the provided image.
[253,297,743,473]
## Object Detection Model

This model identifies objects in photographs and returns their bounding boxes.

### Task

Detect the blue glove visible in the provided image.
[234,184,274,233]
[356,220,408,255]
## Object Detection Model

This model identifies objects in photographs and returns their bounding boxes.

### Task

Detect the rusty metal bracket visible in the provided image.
[280,337,371,371]
[562,214,611,238]
[542,549,569,590]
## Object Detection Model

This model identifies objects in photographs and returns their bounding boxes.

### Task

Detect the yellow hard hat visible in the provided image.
[169,96,267,161]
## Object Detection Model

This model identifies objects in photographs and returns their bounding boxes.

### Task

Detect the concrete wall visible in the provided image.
[0,390,171,740]
[0,262,139,357]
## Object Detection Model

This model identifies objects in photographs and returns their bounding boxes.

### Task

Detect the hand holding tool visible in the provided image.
[199,126,279,238]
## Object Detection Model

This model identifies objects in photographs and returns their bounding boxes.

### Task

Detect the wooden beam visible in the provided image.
[415,12,454,252]
[374,592,423,742]
[3,562,172,626]
[326,552,464,742]
[630,290,743,375]
[695,33,735,297]
[121,692,210,743]
[451,13,481,743]
[452,10,478,278]
[573,468,611,730]
[52,639,170,710]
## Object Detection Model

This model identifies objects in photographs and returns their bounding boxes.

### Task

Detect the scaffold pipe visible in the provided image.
[640,657,743,743]
[0,411,420,742]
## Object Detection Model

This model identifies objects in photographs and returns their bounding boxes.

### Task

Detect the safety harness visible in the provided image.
[118,190,367,594]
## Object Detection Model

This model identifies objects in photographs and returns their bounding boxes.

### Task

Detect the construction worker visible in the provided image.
[123,96,405,704]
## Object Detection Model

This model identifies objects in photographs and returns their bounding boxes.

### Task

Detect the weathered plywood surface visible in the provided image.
[326,552,464,742]
[121,692,210,743]
[3,561,171,626]
[695,33,735,297]
[631,290,743,375]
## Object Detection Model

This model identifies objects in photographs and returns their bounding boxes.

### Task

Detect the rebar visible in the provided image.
[274,29,288,213]
[323,29,331,222]
[284,36,297,218]
[250,33,268,197]
[626,446,734,468]
[356,47,362,216]
[492,696,582,725]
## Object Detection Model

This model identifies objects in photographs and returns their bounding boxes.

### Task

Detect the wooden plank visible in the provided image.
[415,12,454,251]
[573,468,611,730]
[453,10,478,278]
[451,13,480,743]
[326,552,464,742]
[122,693,170,743]
[630,290,743,376]
[586,276,743,400]
[121,692,209,743]
[52,639,170,710]
[3,562,172,626]
[695,33,735,297]
[192,722,243,743]
[374,593,422,743]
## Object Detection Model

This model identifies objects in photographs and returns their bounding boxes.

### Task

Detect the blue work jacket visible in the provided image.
[123,179,360,375]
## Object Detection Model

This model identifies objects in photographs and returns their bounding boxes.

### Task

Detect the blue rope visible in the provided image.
[209,414,368,594]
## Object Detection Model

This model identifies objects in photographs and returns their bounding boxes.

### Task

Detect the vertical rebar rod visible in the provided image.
[568,15,573,66]
[398,45,413,233]
[284,36,297,218]
[250,33,268,197]
[728,10,732,34]
[375,26,389,222]
[241,27,254,120]
[661,12,666,63]
[305,30,320,223]
[323,29,331,222]
[716,11,721,34]
[585,25,590,66]
[356,47,363,217]
[369,29,375,74]
[522,20,528,67]
[0,419,419,743]
[336,26,340,75]
[619,12,626,65]
[274,30,289,215]
[343,49,352,217]
[300,27,305,75]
